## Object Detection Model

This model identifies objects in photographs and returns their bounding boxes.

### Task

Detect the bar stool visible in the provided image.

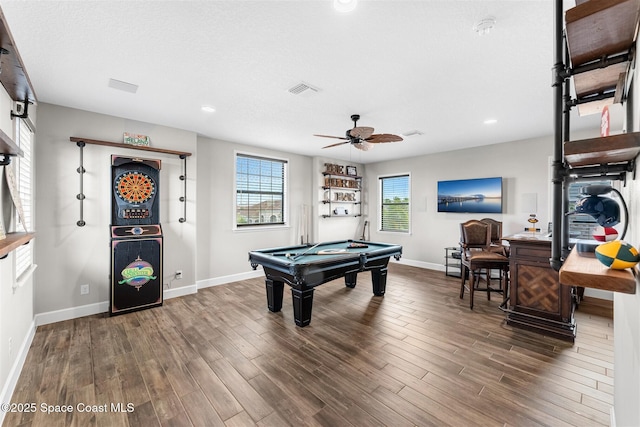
[459,220,509,309]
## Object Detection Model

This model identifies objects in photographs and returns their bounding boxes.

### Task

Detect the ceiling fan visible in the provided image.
[314,114,403,151]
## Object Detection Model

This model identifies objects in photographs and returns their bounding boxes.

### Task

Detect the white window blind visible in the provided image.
[15,119,33,278]
[380,174,410,232]
[235,153,287,226]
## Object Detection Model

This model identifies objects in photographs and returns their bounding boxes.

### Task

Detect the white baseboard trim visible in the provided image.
[0,320,36,426]
[584,287,614,301]
[35,301,110,326]
[34,284,198,327]
[395,257,444,272]
[197,269,263,289]
[610,406,616,427]
[165,283,198,298]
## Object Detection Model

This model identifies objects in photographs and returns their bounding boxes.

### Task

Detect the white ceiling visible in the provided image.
[0,0,600,164]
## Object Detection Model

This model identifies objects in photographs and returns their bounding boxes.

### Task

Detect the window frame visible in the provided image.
[233,151,289,230]
[379,173,411,234]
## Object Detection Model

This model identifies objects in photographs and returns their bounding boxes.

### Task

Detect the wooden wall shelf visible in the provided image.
[0,127,22,157]
[70,137,192,157]
[0,232,35,259]
[559,247,637,294]
[565,0,639,66]
[565,0,640,115]
[564,131,640,167]
[0,10,36,104]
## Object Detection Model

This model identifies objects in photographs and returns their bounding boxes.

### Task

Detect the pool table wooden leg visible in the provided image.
[265,279,284,312]
[371,267,388,296]
[291,288,314,327]
[345,272,358,288]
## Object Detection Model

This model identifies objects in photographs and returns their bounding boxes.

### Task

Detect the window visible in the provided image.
[380,174,410,232]
[235,153,287,227]
[568,180,612,239]
[15,119,34,278]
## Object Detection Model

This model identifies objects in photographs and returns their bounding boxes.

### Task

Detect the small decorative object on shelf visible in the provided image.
[346,165,357,176]
[527,214,539,232]
[595,240,640,270]
[333,207,348,215]
[0,217,5,240]
[123,132,151,146]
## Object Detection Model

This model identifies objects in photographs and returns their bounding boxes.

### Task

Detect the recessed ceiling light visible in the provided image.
[201,105,216,113]
[484,119,498,125]
[334,0,357,13]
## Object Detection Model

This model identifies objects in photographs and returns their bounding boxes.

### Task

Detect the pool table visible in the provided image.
[248,239,403,327]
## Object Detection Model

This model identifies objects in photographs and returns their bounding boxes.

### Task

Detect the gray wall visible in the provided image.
[195,136,315,283]
[33,104,197,314]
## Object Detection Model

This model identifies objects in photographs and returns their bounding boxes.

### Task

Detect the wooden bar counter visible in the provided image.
[504,233,576,341]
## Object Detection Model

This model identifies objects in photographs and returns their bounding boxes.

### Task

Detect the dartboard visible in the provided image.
[115,171,156,204]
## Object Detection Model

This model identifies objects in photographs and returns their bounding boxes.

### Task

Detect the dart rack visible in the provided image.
[70,137,192,226]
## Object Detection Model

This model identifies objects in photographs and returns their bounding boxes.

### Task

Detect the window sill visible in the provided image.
[234,224,290,232]
[16,264,37,289]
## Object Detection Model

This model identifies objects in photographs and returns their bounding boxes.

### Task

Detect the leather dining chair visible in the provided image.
[459,219,510,309]
[480,217,509,257]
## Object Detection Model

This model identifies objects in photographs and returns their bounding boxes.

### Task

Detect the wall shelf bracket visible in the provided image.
[76,141,86,226]
[179,154,187,223]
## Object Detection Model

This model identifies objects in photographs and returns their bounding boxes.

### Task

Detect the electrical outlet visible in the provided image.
[175,270,183,280]
[80,284,89,295]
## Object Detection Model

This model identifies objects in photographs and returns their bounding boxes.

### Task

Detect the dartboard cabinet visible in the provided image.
[110,155,163,315]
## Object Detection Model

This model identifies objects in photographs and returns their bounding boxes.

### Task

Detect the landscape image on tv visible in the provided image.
[437,177,503,213]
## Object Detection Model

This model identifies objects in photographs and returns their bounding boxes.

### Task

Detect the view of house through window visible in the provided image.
[235,153,287,226]
[380,174,410,232]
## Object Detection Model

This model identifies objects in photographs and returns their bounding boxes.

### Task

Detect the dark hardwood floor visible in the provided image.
[3,264,614,426]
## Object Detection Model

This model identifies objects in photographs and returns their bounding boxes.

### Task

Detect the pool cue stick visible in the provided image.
[292,242,322,260]
[360,220,368,241]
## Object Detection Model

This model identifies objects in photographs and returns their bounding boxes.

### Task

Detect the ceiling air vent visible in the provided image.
[402,130,425,137]
[288,82,319,96]
[108,78,139,94]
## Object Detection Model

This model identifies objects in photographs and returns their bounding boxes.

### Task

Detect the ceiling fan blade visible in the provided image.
[322,141,350,149]
[366,133,404,143]
[314,134,349,140]
[349,126,374,140]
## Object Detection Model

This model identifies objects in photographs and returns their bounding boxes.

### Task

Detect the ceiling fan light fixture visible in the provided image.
[334,0,357,13]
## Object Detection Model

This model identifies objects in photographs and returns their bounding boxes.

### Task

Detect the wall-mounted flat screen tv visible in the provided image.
[437,177,503,213]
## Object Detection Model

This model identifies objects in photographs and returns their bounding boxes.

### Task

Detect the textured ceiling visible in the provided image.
[0,0,601,164]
